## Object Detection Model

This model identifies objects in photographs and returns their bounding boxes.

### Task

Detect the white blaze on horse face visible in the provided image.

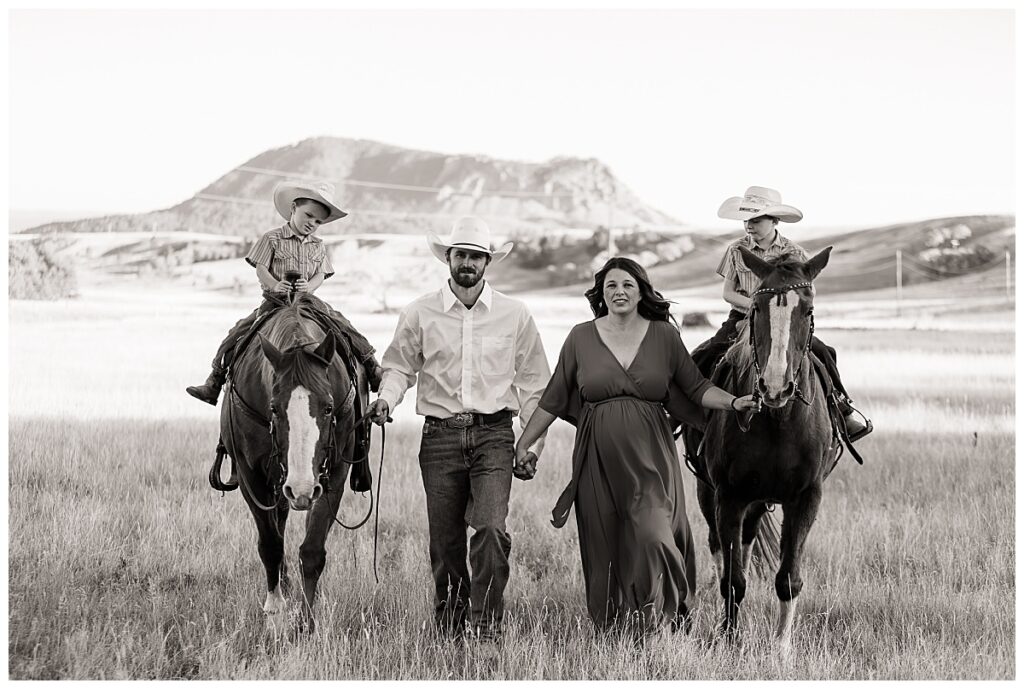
[284,386,319,499]
[764,299,799,396]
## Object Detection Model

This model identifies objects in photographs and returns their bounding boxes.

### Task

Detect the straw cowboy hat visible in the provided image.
[427,216,514,263]
[718,186,803,223]
[273,180,348,223]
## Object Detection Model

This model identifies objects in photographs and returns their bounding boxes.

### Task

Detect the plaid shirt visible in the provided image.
[716,231,808,297]
[245,224,335,281]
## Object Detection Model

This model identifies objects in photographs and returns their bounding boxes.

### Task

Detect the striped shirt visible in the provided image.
[377,280,551,456]
[716,231,808,297]
[245,224,335,281]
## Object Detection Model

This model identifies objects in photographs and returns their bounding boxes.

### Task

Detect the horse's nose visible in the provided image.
[282,484,315,511]
[757,377,768,394]
[782,380,796,397]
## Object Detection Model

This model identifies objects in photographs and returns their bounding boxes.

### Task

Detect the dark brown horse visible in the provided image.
[692,246,838,650]
[218,294,369,632]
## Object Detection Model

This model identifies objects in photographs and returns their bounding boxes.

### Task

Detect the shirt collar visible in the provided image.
[441,280,493,312]
[744,229,784,251]
[279,222,319,243]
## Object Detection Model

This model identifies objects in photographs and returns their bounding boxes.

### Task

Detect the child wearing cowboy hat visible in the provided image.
[690,186,872,442]
[186,180,382,406]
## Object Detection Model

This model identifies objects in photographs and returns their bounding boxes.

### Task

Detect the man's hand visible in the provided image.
[271,279,292,294]
[293,277,311,293]
[513,448,538,481]
[368,399,391,426]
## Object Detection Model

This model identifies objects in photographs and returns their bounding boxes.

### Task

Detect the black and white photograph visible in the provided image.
[5,5,1016,681]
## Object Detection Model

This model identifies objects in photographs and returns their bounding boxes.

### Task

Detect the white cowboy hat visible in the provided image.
[273,180,348,223]
[427,216,514,264]
[717,186,803,223]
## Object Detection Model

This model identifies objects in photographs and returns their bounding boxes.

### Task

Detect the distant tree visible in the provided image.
[8,239,78,300]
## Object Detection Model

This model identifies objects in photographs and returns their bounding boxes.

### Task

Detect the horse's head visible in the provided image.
[738,246,832,408]
[258,331,338,511]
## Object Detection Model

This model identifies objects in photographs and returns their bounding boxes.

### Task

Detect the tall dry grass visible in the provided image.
[6,296,1015,679]
[8,413,1013,678]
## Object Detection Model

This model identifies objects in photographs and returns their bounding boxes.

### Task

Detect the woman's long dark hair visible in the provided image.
[584,256,675,323]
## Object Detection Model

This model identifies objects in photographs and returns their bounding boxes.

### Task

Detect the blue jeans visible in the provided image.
[418,415,514,638]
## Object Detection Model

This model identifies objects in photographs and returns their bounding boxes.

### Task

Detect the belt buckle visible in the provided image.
[450,412,474,428]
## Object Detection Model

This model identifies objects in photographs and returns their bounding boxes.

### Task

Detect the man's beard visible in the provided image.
[451,266,483,288]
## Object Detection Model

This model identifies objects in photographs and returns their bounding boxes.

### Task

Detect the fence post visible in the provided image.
[896,249,903,317]
[1006,250,1012,302]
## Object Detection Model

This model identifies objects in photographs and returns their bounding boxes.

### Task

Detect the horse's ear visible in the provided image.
[804,246,833,282]
[259,334,284,370]
[737,246,773,280]
[312,331,336,366]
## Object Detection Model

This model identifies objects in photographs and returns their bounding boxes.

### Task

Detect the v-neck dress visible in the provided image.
[538,319,713,632]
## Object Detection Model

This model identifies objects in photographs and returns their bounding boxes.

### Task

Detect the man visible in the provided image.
[368,216,551,644]
[691,186,872,441]
[186,180,382,406]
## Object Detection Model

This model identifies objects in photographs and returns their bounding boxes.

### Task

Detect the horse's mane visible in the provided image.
[257,296,339,398]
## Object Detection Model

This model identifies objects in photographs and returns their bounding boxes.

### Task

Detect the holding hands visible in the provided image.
[513,444,538,481]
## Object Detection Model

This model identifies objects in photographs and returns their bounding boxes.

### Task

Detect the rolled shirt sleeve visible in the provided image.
[318,244,336,280]
[245,232,275,270]
[377,305,423,413]
[512,308,552,458]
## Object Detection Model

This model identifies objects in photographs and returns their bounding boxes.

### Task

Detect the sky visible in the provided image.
[6,7,1017,230]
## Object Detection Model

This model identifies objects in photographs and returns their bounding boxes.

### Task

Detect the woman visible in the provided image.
[514,257,757,637]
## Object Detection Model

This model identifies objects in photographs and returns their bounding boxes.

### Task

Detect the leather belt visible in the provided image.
[425,410,512,428]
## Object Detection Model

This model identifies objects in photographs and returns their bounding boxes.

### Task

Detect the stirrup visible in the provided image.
[209,440,238,492]
[845,414,874,442]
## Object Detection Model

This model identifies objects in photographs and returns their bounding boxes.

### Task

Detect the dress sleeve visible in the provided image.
[670,325,714,404]
[538,325,583,427]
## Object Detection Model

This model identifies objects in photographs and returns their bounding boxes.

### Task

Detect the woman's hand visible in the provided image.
[513,446,538,481]
[730,394,759,412]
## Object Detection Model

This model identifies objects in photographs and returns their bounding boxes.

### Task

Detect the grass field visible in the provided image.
[6,293,1016,679]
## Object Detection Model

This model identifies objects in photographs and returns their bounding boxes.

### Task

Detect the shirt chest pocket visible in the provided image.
[478,335,514,378]
[732,253,758,293]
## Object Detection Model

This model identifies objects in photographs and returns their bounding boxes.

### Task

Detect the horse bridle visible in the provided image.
[746,281,816,414]
[229,341,367,513]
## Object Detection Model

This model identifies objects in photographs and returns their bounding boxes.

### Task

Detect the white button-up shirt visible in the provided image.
[378,280,551,455]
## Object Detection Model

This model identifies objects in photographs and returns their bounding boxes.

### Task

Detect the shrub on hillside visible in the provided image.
[8,239,78,300]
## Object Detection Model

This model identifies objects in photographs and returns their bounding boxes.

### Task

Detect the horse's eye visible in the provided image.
[323,404,334,417]
[270,404,280,416]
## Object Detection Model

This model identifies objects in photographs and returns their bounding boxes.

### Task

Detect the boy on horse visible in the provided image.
[690,186,872,442]
[186,180,382,406]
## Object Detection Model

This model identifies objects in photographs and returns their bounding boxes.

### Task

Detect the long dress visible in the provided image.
[539,319,713,632]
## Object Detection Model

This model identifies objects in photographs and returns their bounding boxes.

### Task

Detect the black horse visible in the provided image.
[217,294,370,632]
[688,247,839,650]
